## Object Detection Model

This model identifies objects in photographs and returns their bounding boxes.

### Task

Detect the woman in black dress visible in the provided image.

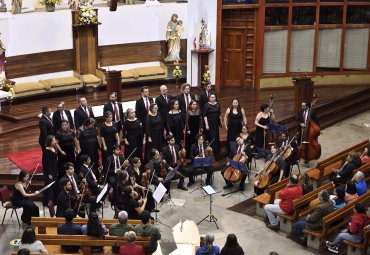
[42,135,58,205]
[146,103,163,160]
[77,118,100,172]
[11,170,40,225]
[114,170,130,211]
[185,100,203,157]
[203,93,222,155]
[55,120,79,179]
[100,111,120,168]
[167,99,184,145]
[224,99,247,155]
[123,108,143,160]
[121,185,147,220]
[254,103,275,149]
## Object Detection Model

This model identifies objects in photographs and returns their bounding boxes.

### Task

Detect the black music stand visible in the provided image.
[221,159,249,198]
[197,185,219,229]
[152,182,170,228]
[160,166,179,207]
[190,157,214,194]
[96,184,108,218]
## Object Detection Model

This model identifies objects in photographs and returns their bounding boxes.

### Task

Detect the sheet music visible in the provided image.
[153,182,167,203]
[37,181,55,193]
[96,184,108,203]
[202,185,216,195]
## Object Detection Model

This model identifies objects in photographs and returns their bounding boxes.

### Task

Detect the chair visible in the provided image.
[108,188,119,219]
[47,200,55,217]
[0,185,20,226]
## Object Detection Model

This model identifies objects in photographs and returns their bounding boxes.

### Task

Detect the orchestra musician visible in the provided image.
[177,83,196,119]
[39,106,54,151]
[161,135,191,191]
[221,136,249,191]
[114,170,131,211]
[277,133,298,178]
[74,97,95,130]
[56,178,76,217]
[11,170,40,225]
[135,86,154,131]
[189,134,214,187]
[61,162,81,199]
[146,149,169,189]
[296,101,319,146]
[155,85,173,135]
[103,92,124,134]
[105,144,129,189]
[52,101,74,132]
[254,103,275,149]
[42,135,58,205]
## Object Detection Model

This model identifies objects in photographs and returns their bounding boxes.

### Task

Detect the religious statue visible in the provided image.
[11,0,22,14]
[0,0,7,12]
[199,18,211,50]
[165,13,183,62]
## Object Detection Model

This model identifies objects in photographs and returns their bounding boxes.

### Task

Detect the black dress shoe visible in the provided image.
[152,209,160,213]
[187,181,195,187]
[177,185,188,191]
[239,187,245,191]
[223,184,232,189]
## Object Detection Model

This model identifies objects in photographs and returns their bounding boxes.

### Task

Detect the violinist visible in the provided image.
[61,162,81,198]
[277,133,298,178]
[121,185,147,220]
[296,101,319,146]
[114,170,131,211]
[221,136,249,191]
[189,134,214,187]
[56,178,76,217]
[162,135,190,191]
[147,149,169,190]
[105,145,129,188]
[254,144,285,196]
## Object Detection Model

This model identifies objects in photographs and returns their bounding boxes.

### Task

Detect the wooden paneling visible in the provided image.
[98,39,187,66]
[6,50,74,79]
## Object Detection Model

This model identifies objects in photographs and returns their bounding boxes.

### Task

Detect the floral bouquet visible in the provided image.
[173,65,182,78]
[203,65,211,81]
[40,0,62,5]
[0,79,15,101]
[78,4,98,25]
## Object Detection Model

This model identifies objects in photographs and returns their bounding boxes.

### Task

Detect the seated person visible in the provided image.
[56,178,76,218]
[330,187,346,210]
[81,212,108,252]
[221,136,249,191]
[57,208,82,253]
[277,132,298,178]
[220,233,244,255]
[331,151,362,185]
[109,210,134,253]
[345,180,359,203]
[196,232,220,255]
[293,190,334,241]
[352,171,367,196]
[18,227,48,254]
[299,172,313,195]
[134,210,161,254]
[119,231,145,255]
[360,145,370,164]
[264,175,303,230]
[17,249,30,255]
[121,185,147,220]
[326,204,370,254]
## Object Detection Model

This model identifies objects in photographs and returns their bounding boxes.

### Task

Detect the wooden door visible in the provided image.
[222,29,245,87]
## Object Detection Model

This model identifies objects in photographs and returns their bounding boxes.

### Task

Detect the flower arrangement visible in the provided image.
[78,4,98,25]
[0,80,15,102]
[203,65,211,81]
[173,65,182,78]
[40,0,62,5]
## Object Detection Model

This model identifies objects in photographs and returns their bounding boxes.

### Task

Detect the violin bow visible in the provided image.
[144,167,156,200]
[26,163,39,190]
[207,138,216,148]
[103,160,112,184]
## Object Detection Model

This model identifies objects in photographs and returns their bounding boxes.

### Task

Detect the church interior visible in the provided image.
[0,0,370,254]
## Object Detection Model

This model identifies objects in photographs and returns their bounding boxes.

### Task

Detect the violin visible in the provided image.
[254,149,281,189]
[160,157,167,178]
[97,161,105,185]
[204,138,215,157]
[177,141,190,167]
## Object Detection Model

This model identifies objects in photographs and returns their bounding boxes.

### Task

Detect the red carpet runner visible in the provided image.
[8,148,43,173]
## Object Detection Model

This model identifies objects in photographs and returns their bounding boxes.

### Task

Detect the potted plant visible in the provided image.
[172,63,182,88]
[203,65,211,82]
[41,0,62,12]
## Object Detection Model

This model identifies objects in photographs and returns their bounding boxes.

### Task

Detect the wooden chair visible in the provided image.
[0,185,20,226]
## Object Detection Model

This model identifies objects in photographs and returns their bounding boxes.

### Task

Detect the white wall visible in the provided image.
[0,3,187,56]
[186,0,217,86]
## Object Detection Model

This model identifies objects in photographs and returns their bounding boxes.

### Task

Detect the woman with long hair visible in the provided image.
[19,227,47,254]
[146,103,163,160]
[122,108,143,160]
[220,234,244,255]
[11,170,40,225]
[203,93,222,155]
[185,100,203,157]
[114,170,130,211]
[81,212,108,252]
[100,111,120,168]
[196,232,220,255]
[167,99,184,145]
[254,103,275,149]
[42,135,58,205]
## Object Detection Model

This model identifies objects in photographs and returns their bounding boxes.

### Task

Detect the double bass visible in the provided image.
[299,95,321,161]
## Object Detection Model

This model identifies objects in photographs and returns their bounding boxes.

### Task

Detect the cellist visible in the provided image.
[221,136,249,191]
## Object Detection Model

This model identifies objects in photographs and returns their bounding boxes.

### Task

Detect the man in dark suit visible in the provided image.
[177,83,196,119]
[39,106,54,151]
[105,145,129,189]
[135,86,153,130]
[162,135,190,191]
[57,208,82,253]
[189,134,213,187]
[296,101,319,145]
[199,83,213,115]
[155,85,173,134]
[103,92,124,134]
[52,101,74,132]
[62,162,81,197]
[277,133,298,178]
[221,136,249,191]
[56,178,76,218]
[74,97,95,129]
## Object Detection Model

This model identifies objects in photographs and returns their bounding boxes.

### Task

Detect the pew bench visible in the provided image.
[303,191,370,252]
[253,178,289,218]
[343,226,370,255]
[275,182,335,234]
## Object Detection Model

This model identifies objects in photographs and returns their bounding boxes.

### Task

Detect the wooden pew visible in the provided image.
[303,191,370,252]
[31,217,144,234]
[306,140,369,188]
[343,226,370,255]
[275,182,335,234]
[253,178,289,218]
[353,163,370,182]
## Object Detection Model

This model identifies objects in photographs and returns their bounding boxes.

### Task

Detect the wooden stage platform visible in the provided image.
[0,84,370,180]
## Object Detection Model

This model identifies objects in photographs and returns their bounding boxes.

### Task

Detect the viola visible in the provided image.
[97,161,105,185]
[177,141,190,167]
[160,158,167,178]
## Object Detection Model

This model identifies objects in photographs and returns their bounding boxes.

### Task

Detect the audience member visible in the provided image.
[196,232,220,255]
[299,172,313,195]
[109,211,134,253]
[57,208,82,253]
[352,171,367,196]
[119,231,145,255]
[331,187,346,210]
[360,145,370,164]
[134,211,161,254]
[82,212,108,252]
[17,249,30,255]
[19,227,48,254]
[331,151,362,185]
[220,233,244,255]
[345,180,359,203]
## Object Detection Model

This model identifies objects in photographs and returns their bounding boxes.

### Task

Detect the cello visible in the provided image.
[223,142,249,183]
[299,95,321,161]
[254,147,281,189]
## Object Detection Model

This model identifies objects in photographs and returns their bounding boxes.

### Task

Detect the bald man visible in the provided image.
[156,85,173,133]
[74,97,95,129]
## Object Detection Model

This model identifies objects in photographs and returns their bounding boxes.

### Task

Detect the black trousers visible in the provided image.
[221,167,248,189]
[12,199,39,224]
[192,166,213,185]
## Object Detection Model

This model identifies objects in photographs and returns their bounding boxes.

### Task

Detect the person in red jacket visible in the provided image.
[264,175,303,230]
[326,203,370,254]
[119,231,145,255]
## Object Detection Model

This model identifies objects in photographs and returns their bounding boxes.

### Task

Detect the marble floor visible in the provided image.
[1,110,369,255]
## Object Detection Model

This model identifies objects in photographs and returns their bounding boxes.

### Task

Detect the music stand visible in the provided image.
[221,159,248,198]
[96,184,108,218]
[197,185,218,229]
[152,183,170,228]
[190,157,214,194]
[160,166,179,207]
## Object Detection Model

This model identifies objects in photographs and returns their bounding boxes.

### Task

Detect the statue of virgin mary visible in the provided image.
[164,13,183,62]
